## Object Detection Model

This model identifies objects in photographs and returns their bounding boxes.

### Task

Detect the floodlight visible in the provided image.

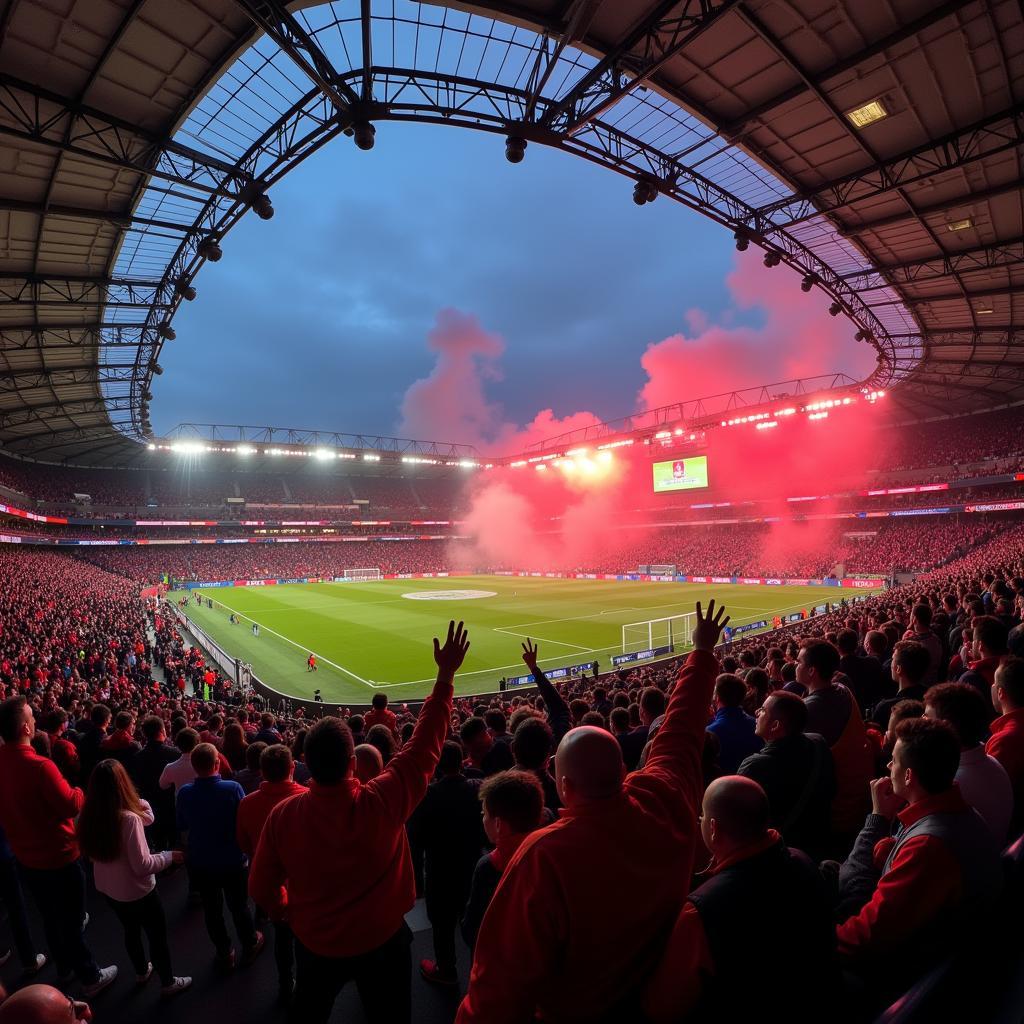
[251,193,274,220]
[353,122,376,150]
[151,363,163,376]
[157,322,176,340]
[763,251,782,268]
[800,274,818,292]
[734,230,749,251]
[632,180,657,205]
[505,136,527,163]
[314,449,334,460]
[175,279,196,301]
[828,302,843,317]
[237,446,255,456]
[197,239,222,262]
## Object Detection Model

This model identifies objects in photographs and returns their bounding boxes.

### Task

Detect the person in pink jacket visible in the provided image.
[77,760,191,998]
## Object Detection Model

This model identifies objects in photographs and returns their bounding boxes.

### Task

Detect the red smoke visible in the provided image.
[399,254,882,571]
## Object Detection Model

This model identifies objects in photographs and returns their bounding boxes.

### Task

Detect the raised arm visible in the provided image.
[368,621,469,822]
[637,601,727,807]
[521,640,571,743]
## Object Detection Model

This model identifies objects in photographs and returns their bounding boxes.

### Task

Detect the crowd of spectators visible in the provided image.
[1,533,1024,1022]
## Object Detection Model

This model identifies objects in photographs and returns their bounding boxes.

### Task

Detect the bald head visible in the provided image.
[354,743,384,784]
[702,776,770,848]
[0,985,88,1024]
[554,726,625,803]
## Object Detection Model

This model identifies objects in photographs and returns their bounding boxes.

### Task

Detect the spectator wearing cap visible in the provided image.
[737,691,835,861]
[836,718,1001,1002]
[924,682,1012,842]
[643,776,839,1023]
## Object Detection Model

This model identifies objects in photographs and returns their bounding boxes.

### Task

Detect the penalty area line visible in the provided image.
[203,596,374,689]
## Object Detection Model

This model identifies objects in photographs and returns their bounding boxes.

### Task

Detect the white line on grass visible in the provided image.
[203,596,375,688]
[492,628,594,653]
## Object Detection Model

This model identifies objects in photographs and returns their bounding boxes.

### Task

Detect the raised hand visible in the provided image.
[433,620,470,678]
[870,776,904,820]
[521,638,539,672]
[692,600,730,653]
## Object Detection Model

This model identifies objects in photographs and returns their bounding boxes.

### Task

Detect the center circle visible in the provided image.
[401,589,498,601]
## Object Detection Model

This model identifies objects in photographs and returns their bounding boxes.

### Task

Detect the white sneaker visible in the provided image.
[136,962,153,984]
[82,965,118,997]
[160,977,192,999]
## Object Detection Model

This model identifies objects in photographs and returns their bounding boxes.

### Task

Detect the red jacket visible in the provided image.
[249,681,452,957]
[363,707,399,736]
[987,708,1024,810]
[236,779,306,859]
[0,743,84,868]
[837,788,969,960]
[457,649,719,1024]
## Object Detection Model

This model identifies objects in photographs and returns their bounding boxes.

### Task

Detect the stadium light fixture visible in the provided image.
[352,122,376,150]
[763,251,782,268]
[362,453,381,462]
[755,421,777,430]
[800,274,818,292]
[975,306,994,314]
[197,239,222,262]
[505,136,527,163]
[845,99,888,129]
[733,230,750,252]
[828,302,843,317]
[157,322,176,340]
[808,412,829,421]
[237,445,255,456]
[946,217,972,232]
[313,449,335,460]
[175,279,196,301]
[632,180,658,205]
[251,193,274,220]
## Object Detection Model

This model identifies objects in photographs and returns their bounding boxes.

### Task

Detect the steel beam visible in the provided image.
[839,237,1024,288]
[756,106,1024,228]
[0,277,166,308]
[232,0,359,113]
[0,74,254,199]
[540,0,737,134]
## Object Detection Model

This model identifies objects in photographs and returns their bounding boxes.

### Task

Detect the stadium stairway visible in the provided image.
[0,865,468,1023]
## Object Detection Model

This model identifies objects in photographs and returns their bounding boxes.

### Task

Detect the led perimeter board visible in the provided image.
[652,456,709,493]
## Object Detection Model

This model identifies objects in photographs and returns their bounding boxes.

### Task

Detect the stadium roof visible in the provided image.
[0,0,1021,464]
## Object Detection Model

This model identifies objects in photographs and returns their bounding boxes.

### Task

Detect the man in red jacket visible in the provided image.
[988,657,1024,832]
[250,620,470,1024]
[0,697,116,995]
[456,601,729,1024]
[237,744,306,1004]
[836,717,1001,999]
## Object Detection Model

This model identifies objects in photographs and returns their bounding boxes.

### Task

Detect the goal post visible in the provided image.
[621,612,696,655]
[342,568,383,581]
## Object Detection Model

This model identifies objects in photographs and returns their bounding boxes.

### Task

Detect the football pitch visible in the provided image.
[170,576,869,703]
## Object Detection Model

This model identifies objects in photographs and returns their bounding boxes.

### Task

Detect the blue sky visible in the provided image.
[157,121,744,439]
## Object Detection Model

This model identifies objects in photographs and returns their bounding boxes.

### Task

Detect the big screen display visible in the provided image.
[652,455,709,493]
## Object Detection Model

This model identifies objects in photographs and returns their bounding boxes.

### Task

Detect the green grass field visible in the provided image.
[170,576,871,703]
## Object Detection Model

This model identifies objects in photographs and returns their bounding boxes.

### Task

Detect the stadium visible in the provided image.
[0,1,1023,1023]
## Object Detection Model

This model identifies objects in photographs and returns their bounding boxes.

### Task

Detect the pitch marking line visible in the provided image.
[492,627,595,653]
[201,596,375,688]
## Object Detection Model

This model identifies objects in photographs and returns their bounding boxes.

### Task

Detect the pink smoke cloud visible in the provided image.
[637,249,877,411]
[398,308,602,454]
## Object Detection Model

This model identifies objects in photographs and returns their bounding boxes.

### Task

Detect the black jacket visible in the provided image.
[407,773,484,917]
[737,733,835,861]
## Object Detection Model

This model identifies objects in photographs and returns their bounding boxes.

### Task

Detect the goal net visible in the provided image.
[621,612,696,655]
[343,568,383,581]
